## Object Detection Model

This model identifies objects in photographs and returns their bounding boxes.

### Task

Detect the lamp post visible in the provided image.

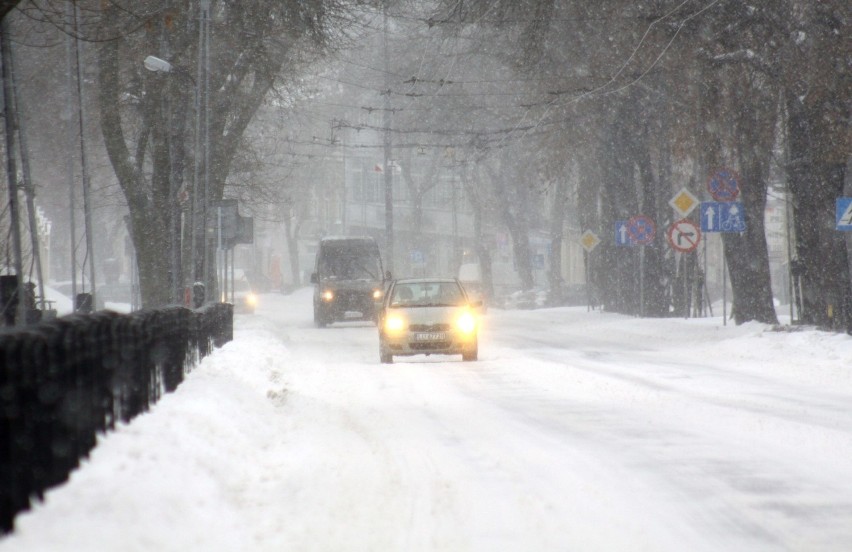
[143,55,196,305]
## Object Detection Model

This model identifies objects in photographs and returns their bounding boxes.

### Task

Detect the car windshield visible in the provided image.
[319,244,381,281]
[390,282,465,307]
[234,279,252,293]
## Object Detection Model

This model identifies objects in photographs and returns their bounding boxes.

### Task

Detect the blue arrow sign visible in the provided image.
[836,198,852,231]
[615,220,631,246]
[701,202,746,233]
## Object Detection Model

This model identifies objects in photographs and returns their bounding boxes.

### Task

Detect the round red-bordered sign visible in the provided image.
[626,215,656,245]
[667,219,701,253]
[707,168,740,202]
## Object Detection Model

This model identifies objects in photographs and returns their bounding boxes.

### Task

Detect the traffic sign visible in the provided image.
[836,198,852,231]
[669,188,699,217]
[615,221,630,246]
[700,201,746,233]
[707,169,740,202]
[580,230,601,252]
[627,215,656,245]
[666,219,701,253]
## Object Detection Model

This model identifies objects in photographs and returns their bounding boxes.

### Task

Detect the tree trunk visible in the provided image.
[410,189,425,277]
[283,211,301,287]
[597,122,640,314]
[786,92,851,330]
[487,163,534,290]
[635,129,668,317]
[547,176,567,304]
[498,179,534,290]
[98,31,171,307]
[465,167,494,302]
[724,90,778,325]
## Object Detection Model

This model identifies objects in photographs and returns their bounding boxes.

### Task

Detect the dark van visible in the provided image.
[310,237,389,327]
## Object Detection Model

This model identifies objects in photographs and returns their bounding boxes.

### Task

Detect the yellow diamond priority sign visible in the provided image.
[580,230,601,253]
[669,188,699,217]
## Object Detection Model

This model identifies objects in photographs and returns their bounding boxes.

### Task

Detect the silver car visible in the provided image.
[378,278,481,364]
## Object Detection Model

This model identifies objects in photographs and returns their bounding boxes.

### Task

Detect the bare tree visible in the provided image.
[94,0,347,306]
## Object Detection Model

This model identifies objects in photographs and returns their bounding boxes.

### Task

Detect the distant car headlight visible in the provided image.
[372,289,383,300]
[321,290,334,302]
[245,293,258,307]
[456,311,476,334]
[384,314,406,334]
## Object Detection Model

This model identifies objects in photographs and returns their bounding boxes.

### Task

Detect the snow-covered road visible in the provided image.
[4,288,852,551]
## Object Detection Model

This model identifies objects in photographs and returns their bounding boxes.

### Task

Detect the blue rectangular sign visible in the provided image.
[700,202,746,233]
[836,198,852,231]
[615,220,631,246]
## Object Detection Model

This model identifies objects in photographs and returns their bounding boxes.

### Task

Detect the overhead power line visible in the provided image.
[333,120,534,137]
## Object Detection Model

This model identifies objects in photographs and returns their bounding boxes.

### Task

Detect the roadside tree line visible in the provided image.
[419,0,849,330]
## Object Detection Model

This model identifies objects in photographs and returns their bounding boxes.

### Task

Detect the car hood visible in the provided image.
[395,305,465,325]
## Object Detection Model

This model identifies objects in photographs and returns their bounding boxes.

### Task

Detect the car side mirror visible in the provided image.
[385,271,392,281]
[310,272,318,284]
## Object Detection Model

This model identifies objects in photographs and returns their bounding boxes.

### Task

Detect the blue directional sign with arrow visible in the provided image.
[615,220,631,246]
[701,202,746,233]
[836,198,852,231]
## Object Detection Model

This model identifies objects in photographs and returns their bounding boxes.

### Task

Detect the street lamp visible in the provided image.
[143,55,174,74]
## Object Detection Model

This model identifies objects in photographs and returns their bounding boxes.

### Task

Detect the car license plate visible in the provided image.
[414,332,446,341]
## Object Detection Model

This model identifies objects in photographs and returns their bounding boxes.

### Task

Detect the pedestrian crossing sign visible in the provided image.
[836,198,852,231]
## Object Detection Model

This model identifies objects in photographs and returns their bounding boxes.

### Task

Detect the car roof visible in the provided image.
[320,236,376,243]
[393,278,458,285]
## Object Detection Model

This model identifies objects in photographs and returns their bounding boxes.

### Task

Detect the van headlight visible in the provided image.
[456,311,476,334]
[321,290,334,302]
[372,289,383,300]
[384,314,406,334]
[246,293,258,307]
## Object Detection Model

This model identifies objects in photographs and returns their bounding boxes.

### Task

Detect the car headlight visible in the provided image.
[384,314,406,334]
[456,311,477,334]
[246,293,258,307]
[321,290,334,302]
[372,288,383,300]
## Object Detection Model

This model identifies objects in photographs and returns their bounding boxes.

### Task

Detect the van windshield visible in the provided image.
[319,242,381,281]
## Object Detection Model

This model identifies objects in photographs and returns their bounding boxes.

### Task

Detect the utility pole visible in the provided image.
[1,18,26,326]
[73,5,96,309]
[199,0,213,297]
[193,0,211,297]
[382,2,394,274]
[64,0,78,305]
[10,37,46,309]
[157,14,181,305]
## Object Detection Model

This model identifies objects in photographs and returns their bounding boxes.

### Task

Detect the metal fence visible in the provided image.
[0,302,233,534]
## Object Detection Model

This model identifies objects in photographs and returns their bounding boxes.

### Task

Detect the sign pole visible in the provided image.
[786,191,794,323]
[585,251,591,311]
[579,230,600,311]
[722,240,727,326]
[217,206,223,301]
[703,234,709,317]
[684,254,689,319]
[639,245,645,317]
